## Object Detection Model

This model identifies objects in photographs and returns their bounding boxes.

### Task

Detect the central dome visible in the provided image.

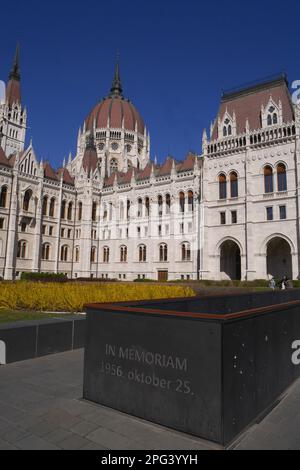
[85,60,145,135]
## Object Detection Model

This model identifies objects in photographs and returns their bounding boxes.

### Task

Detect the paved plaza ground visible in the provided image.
[0,349,300,450]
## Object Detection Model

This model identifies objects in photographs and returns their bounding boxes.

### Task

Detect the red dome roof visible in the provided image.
[85,60,145,134]
[85,96,145,134]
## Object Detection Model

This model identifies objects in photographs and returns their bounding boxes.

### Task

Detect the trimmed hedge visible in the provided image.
[20,272,68,283]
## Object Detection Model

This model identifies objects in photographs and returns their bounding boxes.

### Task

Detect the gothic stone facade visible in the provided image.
[0,50,299,281]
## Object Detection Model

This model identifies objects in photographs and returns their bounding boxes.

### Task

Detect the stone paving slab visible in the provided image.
[0,349,299,450]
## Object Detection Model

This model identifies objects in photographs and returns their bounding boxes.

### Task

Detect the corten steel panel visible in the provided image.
[83,308,223,443]
[222,304,300,444]
[37,320,73,357]
[0,324,37,364]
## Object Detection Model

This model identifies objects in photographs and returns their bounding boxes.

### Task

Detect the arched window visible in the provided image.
[103,246,110,263]
[223,126,227,137]
[188,191,194,211]
[90,246,97,263]
[267,114,272,126]
[139,245,147,262]
[23,190,32,212]
[219,174,227,199]
[127,200,130,219]
[273,113,278,125]
[264,166,274,193]
[166,194,171,214]
[110,158,118,173]
[267,106,278,126]
[17,240,27,259]
[228,125,232,136]
[0,186,8,208]
[109,202,113,221]
[67,202,73,221]
[60,245,68,262]
[179,192,185,213]
[277,163,287,192]
[78,202,82,221]
[75,246,80,262]
[181,242,191,261]
[92,202,97,222]
[61,200,66,219]
[42,243,50,260]
[230,172,238,198]
[42,196,48,216]
[158,195,163,216]
[49,198,55,217]
[159,243,168,262]
[120,245,127,262]
[145,197,150,217]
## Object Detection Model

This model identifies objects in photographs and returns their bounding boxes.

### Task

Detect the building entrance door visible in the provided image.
[158,270,168,282]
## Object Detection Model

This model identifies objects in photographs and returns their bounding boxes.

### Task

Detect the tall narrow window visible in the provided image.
[67,202,73,221]
[230,172,238,198]
[166,194,171,214]
[78,202,82,221]
[219,174,227,199]
[103,246,110,263]
[61,200,66,219]
[92,202,97,222]
[42,196,48,216]
[158,195,163,216]
[60,245,68,261]
[145,197,150,217]
[90,246,96,263]
[264,166,274,193]
[138,198,143,217]
[0,186,8,208]
[23,190,32,212]
[188,191,194,211]
[75,246,80,262]
[49,198,55,217]
[42,243,50,260]
[179,192,185,213]
[277,163,287,192]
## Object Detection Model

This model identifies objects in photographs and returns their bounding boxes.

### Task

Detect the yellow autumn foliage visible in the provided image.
[0,282,195,313]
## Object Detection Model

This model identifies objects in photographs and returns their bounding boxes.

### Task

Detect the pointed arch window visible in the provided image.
[75,246,80,262]
[179,192,185,213]
[219,174,227,199]
[166,194,171,214]
[230,172,238,198]
[145,197,150,217]
[138,198,143,218]
[120,245,127,262]
[181,242,191,261]
[158,195,163,216]
[159,243,168,262]
[60,245,68,262]
[139,244,147,262]
[0,186,8,208]
[188,191,194,211]
[267,106,278,126]
[103,246,110,263]
[264,165,274,193]
[277,163,287,192]
[17,240,27,259]
[42,243,51,260]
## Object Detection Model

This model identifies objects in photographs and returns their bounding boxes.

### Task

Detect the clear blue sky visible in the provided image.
[0,0,299,167]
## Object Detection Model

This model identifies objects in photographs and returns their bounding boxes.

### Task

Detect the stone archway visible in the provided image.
[220,240,241,280]
[266,237,292,280]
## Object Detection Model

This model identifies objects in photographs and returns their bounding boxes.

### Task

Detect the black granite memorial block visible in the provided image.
[83,291,300,446]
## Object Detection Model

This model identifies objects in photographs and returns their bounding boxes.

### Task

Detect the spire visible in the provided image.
[109,53,123,98]
[6,44,21,105]
[9,44,21,81]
